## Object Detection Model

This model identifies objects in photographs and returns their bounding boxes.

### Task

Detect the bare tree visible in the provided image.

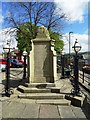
[3,2,65,52]
[3,2,65,32]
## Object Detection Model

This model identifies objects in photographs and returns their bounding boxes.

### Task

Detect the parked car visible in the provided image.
[10,58,23,68]
[18,60,24,65]
[0,58,6,72]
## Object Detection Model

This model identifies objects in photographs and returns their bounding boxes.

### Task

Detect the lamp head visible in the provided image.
[72,39,81,54]
[69,32,73,34]
[3,43,9,53]
[23,49,27,56]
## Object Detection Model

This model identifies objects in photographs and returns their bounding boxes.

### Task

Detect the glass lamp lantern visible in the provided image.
[72,39,81,54]
[23,50,27,56]
[3,44,10,53]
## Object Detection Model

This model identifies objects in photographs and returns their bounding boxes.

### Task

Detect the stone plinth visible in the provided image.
[29,26,57,83]
[65,94,86,107]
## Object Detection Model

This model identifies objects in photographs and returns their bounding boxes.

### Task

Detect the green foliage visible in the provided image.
[16,23,64,54]
[49,31,64,54]
[16,22,37,53]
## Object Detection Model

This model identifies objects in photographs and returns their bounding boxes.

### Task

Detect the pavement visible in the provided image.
[0,70,90,119]
[1,102,88,119]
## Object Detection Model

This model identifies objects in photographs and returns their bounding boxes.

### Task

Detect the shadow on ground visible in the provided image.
[81,102,90,119]
[2,78,27,88]
[1,78,27,96]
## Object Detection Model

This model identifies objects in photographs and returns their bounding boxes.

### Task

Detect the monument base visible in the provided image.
[65,94,87,107]
[30,76,54,83]
[25,82,55,88]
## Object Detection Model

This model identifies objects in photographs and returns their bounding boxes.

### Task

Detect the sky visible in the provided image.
[54,0,89,53]
[0,0,89,54]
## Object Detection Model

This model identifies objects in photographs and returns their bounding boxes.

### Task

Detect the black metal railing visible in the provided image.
[79,71,90,84]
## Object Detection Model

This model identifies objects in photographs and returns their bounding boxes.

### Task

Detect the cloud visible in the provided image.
[63,33,88,53]
[0,3,4,23]
[0,8,4,29]
[84,29,88,34]
[54,0,89,23]
[0,15,4,23]
[0,28,17,53]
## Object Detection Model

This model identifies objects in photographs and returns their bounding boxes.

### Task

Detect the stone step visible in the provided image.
[36,99,71,105]
[18,93,65,99]
[17,85,51,93]
[48,87,60,93]
[25,83,55,88]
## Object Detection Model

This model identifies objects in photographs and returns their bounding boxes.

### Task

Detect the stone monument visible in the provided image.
[29,26,57,83]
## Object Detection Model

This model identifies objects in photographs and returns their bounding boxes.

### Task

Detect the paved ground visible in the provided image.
[1,101,87,119]
[0,69,90,119]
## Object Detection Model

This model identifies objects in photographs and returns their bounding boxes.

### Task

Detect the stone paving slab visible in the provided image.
[71,105,87,119]
[55,78,73,94]
[2,100,88,119]
[0,101,2,119]
[58,106,76,118]
[38,105,60,118]
[0,72,90,119]
[21,104,40,118]
[2,102,26,118]
[82,103,90,119]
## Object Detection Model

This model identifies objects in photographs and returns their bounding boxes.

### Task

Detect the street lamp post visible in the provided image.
[23,49,27,79]
[3,43,15,97]
[3,43,11,97]
[69,32,73,65]
[72,39,81,96]
[61,50,65,79]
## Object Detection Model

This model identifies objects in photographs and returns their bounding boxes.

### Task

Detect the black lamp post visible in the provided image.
[69,32,73,65]
[72,39,81,96]
[61,50,65,79]
[3,43,11,97]
[23,49,27,79]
